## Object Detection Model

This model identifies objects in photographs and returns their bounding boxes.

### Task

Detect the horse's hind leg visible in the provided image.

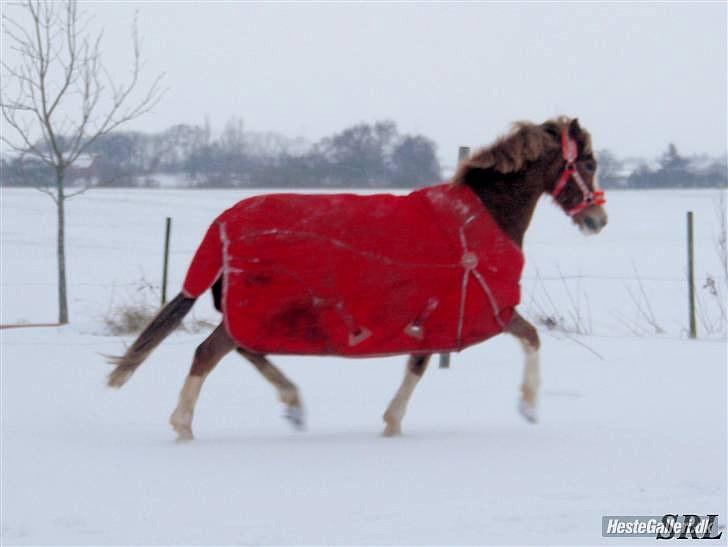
[237,349,305,430]
[170,324,236,441]
[382,354,431,437]
[507,311,541,423]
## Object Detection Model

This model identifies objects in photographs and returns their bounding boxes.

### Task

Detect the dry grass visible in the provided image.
[524,268,592,335]
[103,278,212,336]
[104,301,157,336]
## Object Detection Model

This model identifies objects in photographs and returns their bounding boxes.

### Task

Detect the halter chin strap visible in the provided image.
[551,127,606,216]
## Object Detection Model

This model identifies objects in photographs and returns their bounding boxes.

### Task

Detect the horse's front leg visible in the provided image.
[382,354,431,437]
[507,311,541,423]
[169,324,236,441]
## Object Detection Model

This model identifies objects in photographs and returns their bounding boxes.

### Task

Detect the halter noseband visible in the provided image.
[551,127,606,216]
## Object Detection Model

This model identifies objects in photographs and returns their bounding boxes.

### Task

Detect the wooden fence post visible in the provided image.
[687,211,697,339]
[161,217,172,306]
[439,145,471,369]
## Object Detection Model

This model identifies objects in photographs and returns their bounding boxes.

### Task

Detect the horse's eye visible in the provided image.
[583,160,596,173]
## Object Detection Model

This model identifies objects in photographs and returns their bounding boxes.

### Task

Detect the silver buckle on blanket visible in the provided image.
[404,297,439,340]
[461,251,478,270]
[404,324,424,340]
[349,327,371,346]
[335,301,372,347]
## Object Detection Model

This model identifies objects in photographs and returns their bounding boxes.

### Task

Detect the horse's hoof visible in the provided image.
[175,431,194,443]
[172,425,194,442]
[518,399,538,423]
[382,423,402,437]
[284,405,305,430]
[170,413,195,441]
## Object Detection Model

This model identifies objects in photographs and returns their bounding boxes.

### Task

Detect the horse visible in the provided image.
[107,116,607,441]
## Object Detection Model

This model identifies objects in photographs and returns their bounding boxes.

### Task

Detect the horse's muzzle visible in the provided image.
[575,205,608,235]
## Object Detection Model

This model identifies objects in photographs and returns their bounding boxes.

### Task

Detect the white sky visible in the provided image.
[2,2,727,167]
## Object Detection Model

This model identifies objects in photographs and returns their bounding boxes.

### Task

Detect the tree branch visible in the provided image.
[1,0,165,190]
[65,183,91,199]
[34,184,59,203]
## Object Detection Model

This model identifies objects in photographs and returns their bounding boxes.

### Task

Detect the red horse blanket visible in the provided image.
[183,183,524,357]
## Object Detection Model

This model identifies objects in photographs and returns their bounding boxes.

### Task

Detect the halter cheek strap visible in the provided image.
[551,127,606,216]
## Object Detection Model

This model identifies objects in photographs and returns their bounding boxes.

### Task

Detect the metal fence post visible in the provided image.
[687,211,697,339]
[161,217,172,306]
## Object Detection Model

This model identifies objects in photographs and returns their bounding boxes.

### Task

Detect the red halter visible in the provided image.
[551,127,606,216]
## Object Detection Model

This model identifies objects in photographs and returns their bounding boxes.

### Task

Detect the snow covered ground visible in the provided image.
[1,187,726,545]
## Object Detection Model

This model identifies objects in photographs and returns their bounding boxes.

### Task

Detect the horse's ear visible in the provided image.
[568,118,582,139]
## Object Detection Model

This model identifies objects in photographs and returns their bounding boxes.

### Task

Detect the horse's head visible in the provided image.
[543,118,607,235]
[454,117,607,245]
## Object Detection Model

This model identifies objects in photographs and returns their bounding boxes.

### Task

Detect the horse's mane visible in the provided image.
[453,117,592,183]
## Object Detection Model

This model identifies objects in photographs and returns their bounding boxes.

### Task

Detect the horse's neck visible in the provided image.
[462,171,544,248]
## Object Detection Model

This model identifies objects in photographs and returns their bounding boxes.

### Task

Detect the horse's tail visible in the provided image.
[107,221,225,388]
[107,293,196,388]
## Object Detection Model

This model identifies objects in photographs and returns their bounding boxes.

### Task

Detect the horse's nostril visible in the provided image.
[584,216,597,231]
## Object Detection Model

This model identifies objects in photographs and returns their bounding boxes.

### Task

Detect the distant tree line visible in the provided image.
[1,121,725,189]
[596,144,726,189]
[0,119,442,189]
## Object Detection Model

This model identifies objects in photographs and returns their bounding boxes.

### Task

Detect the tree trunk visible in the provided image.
[56,170,69,324]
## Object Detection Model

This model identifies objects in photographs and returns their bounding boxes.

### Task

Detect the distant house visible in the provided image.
[608,157,659,188]
[67,154,99,185]
[618,157,660,179]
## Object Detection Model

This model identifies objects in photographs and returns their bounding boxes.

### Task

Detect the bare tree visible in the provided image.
[1,0,164,323]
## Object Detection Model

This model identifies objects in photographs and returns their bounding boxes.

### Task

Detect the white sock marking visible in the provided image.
[170,375,205,436]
